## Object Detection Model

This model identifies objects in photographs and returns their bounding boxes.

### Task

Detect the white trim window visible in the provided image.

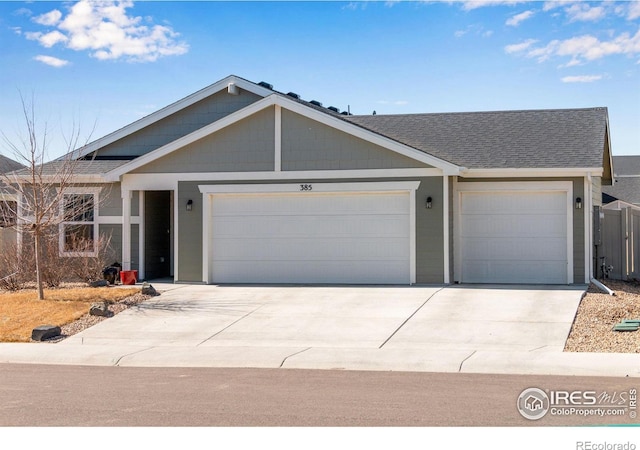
[59,188,100,256]
[0,194,18,228]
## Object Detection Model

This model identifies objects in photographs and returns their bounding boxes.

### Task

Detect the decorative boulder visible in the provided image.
[32,325,61,341]
[141,282,159,296]
[89,302,112,317]
[89,279,109,288]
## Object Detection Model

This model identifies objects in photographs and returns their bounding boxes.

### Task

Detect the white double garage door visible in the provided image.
[199,181,573,285]
[200,182,418,285]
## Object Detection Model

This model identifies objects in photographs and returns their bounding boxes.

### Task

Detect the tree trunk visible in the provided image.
[34,230,45,300]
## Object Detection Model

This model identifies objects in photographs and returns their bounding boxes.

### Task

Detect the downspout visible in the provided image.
[586,172,613,295]
[591,278,615,295]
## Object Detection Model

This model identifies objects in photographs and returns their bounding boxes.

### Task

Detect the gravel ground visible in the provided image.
[40,292,151,343]
[564,280,640,353]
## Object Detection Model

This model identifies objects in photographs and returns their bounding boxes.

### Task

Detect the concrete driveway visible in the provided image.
[5,282,640,376]
[60,283,583,353]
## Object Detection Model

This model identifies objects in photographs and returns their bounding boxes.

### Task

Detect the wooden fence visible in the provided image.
[598,205,640,280]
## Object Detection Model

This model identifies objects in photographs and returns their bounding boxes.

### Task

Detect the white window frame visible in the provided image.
[58,187,101,257]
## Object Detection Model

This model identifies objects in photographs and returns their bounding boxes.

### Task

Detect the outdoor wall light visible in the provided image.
[186,199,193,212]
[426,196,433,209]
[575,197,582,209]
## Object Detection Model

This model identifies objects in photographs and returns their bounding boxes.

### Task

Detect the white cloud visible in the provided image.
[629,1,640,20]
[564,3,606,22]
[33,9,62,26]
[34,55,69,67]
[460,1,529,11]
[22,0,188,63]
[504,38,538,54]
[561,75,603,83]
[506,10,535,27]
[508,30,640,65]
[39,30,69,48]
[454,23,493,39]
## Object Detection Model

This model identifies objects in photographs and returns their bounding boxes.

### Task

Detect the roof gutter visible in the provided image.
[459,167,604,178]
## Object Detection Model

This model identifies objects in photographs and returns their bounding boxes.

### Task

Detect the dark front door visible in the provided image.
[144,191,172,280]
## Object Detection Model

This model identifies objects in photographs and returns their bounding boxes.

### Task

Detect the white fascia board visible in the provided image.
[105,96,278,181]
[461,168,604,178]
[275,95,461,174]
[198,181,421,195]
[455,180,573,192]
[121,168,439,191]
[62,75,273,162]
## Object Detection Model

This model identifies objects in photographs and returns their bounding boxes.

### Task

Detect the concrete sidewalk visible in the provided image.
[0,283,638,377]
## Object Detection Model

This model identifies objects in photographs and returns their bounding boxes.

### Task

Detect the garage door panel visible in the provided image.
[213,215,409,238]
[214,193,408,216]
[210,191,411,284]
[462,214,566,238]
[213,237,410,260]
[460,189,569,284]
[462,260,568,284]
[212,260,409,284]
[462,192,566,214]
[463,237,567,261]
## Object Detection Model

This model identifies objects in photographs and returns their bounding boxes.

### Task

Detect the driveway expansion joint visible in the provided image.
[113,347,155,366]
[196,304,264,346]
[458,350,477,372]
[378,287,445,349]
[280,348,311,368]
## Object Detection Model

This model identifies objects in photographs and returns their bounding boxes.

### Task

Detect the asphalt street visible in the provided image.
[0,363,637,427]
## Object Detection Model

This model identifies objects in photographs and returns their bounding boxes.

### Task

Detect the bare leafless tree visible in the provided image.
[0,93,99,299]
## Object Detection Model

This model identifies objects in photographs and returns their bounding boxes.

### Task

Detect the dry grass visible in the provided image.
[0,286,139,342]
[565,280,640,353]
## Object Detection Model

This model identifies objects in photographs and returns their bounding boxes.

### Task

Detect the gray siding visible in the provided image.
[592,176,602,207]
[281,110,431,171]
[130,224,139,272]
[455,177,585,283]
[98,183,122,216]
[93,89,262,158]
[99,224,121,265]
[132,107,275,173]
[177,177,445,284]
[415,177,445,283]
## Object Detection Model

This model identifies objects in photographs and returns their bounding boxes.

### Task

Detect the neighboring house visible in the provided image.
[598,156,640,280]
[0,155,24,254]
[10,75,614,285]
[602,156,640,206]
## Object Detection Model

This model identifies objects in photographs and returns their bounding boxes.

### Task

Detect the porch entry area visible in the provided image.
[143,190,174,281]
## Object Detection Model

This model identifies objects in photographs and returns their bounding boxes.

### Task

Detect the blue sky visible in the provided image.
[0,0,639,161]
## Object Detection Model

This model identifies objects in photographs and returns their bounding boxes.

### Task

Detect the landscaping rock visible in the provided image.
[89,302,112,317]
[32,325,61,341]
[141,282,159,296]
[89,279,109,288]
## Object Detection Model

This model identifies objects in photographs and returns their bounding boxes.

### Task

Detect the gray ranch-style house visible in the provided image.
[20,75,614,285]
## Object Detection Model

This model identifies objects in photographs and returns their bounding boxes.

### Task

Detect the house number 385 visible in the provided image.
[300,184,313,191]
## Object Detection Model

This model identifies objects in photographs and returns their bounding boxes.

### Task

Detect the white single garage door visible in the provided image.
[209,191,411,284]
[459,190,569,284]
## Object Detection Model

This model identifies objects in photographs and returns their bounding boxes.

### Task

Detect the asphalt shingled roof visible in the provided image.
[342,108,609,169]
[602,156,640,205]
[0,155,25,174]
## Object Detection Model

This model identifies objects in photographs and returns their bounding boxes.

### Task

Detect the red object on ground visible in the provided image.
[120,270,137,285]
